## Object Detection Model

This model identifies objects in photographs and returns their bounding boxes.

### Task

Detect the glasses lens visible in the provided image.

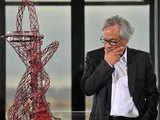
[110,42,118,46]
[110,40,120,45]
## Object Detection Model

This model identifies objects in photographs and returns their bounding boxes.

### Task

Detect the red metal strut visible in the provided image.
[2,0,61,120]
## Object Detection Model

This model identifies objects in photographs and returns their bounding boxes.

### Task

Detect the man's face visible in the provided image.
[103,24,128,52]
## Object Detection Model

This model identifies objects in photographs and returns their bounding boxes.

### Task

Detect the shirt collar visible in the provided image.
[121,47,127,63]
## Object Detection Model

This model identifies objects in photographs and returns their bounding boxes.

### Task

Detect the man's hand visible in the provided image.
[104,46,125,66]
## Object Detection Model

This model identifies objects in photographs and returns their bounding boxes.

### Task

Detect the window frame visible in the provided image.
[85,0,148,5]
[0,0,158,120]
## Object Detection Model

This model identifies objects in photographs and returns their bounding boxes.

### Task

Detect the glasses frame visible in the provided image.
[100,35,121,46]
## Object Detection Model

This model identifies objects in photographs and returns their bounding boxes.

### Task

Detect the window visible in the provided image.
[6,6,71,120]
[85,5,149,120]
[1,0,157,120]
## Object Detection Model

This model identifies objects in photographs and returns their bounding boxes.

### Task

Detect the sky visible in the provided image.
[6,6,71,88]
[85,5,149,52]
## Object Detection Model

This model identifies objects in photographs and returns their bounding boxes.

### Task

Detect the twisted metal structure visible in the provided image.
[2,0,61,120]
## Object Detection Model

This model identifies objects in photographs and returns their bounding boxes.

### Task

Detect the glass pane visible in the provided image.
[85,0,143,2]
[6,6,71,120]
[6,0,71,2]
[85,5,149,120]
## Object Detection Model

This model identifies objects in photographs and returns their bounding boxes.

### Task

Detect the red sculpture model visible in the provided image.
[2,0,61,120]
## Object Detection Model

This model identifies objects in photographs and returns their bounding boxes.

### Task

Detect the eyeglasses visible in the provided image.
[100,36,121,46]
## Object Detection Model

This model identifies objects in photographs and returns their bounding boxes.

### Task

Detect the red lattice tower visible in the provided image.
[2,0,61,120]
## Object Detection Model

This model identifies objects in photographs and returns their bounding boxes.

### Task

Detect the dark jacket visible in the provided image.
[81,47,159,120]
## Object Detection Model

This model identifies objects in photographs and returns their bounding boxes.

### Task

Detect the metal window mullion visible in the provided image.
[5,1,71,6]
[71,0,85,119]
[0,0,6,120]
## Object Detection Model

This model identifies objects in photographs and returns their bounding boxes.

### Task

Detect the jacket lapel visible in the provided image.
[100,48,105,60]
[127,47,136,97]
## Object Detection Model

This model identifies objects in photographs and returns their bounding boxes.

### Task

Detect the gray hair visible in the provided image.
[102,15,134,40]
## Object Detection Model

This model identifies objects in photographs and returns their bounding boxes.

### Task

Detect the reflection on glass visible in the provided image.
[6,6,71,120]
[85,6,149,120]
[85,0,143,2]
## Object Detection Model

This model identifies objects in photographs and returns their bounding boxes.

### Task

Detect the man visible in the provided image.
[81,15,159,120]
